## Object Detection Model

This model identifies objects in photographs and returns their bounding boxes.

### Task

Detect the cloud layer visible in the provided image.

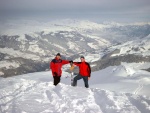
[0,0,149,22]
[0,0,149,13]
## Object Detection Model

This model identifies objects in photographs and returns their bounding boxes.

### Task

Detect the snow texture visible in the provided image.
[0,64,150,113]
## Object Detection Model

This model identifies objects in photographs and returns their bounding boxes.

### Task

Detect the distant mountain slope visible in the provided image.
[0,19,150,77]
[0,30,109,77]
[91,34,150,71]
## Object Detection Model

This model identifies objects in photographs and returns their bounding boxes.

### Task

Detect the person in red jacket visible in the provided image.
[72,56,91,88]
[50,53,70,86]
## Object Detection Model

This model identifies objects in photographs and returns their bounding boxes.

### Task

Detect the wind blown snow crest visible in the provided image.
[0,72,150,113]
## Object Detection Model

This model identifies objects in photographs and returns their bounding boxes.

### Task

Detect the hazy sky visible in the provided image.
[0,0,150,23]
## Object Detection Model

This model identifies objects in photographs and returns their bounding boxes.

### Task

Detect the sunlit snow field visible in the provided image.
[0,63,150,113]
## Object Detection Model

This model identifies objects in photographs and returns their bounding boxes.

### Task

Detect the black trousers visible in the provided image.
[53,76,61,86]
[72,74,89,88]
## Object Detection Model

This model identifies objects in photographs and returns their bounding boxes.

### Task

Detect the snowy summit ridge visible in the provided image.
[0,70,150,113]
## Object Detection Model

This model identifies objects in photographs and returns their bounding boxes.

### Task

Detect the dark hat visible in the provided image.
[56,53,61,56]
[80,55,85,59]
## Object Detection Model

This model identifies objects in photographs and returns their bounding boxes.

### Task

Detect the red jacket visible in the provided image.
[50,57,69,76]
[74,61,91,77]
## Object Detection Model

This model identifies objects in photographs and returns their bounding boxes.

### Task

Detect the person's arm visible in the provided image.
[62,60,70,65]
[87,63,91,77]
[50,61,57,76]
[50,61,54,70]
[73,62,81,67]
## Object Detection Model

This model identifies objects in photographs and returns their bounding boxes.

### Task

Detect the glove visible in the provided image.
[53,72,58,76]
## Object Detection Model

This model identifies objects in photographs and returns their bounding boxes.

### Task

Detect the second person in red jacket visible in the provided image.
[72,55,91,88]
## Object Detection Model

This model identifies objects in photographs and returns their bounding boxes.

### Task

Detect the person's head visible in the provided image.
[80,55,85,62]
[56,53,61,59]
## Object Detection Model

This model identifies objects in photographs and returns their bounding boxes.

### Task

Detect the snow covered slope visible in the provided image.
[110,35,150,57]
[0,64,150,113]
[90,64,150,96]
[93,33,150,72]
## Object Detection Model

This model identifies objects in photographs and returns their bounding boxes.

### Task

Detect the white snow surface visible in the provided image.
[0,72,4,76]
[0,64,150,113]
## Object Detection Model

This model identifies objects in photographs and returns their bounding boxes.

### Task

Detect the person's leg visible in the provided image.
[53,76,57,86]
[72,74,82,86]
[56,76,61,85]
[53,76,61,86]
[82,76,89,88]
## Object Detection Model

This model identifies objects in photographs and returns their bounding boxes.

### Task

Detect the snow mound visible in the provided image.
[0,73,150,113]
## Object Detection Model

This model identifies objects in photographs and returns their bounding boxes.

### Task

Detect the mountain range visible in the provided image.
[0,19,150,77]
